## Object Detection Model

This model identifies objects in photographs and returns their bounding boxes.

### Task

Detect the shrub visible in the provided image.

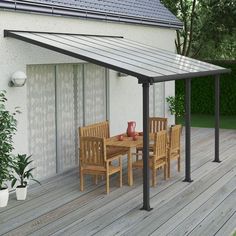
[0,91,18,189]
[166,95,185,118]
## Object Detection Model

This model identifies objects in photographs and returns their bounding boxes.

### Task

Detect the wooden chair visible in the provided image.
[79,121,128,184]
[167,125,182,178]
[133,130,168,187]
[80,136,122,194]
[136,117,168,154]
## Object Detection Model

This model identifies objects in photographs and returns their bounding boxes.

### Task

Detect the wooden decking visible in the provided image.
[0,128,236,236]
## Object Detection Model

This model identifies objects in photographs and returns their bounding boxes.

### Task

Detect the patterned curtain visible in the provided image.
[27,65,57,179]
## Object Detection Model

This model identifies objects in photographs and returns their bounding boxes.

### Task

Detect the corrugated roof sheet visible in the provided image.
[4,30,229,83]
[6,0,183,28]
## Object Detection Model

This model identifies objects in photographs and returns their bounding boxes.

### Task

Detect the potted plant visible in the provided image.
[166,95,185,124]
[0,90,18,207]
[11,154,40,200]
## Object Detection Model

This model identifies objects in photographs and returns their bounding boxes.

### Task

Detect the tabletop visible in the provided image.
[106,135,143,148]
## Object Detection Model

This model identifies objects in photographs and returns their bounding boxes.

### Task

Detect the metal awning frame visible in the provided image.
[140,73,222,211]
[4,30,231,211]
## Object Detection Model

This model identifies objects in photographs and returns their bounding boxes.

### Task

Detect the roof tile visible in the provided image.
[29,0,182,27]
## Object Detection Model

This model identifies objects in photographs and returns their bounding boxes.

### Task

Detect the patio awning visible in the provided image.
[4,30,230,83]
[4,30,231,211]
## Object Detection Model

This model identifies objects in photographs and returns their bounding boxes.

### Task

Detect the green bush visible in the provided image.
[166,95,185,118]
[176,61,236,115]
[0,91,18,189]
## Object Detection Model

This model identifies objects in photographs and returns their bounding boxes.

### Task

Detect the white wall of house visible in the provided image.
[0,11,175,175]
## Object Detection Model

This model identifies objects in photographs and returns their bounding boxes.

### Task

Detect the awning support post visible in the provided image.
[183,79,193,182]
[214,75,221,163]
[141,82,152,211]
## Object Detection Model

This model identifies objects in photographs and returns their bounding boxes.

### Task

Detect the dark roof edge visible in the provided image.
[0,0,183,29]
[149,68,231,84]
[3,29,124,38]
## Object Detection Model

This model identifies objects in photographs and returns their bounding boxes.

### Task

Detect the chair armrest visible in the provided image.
[106,155,122,162]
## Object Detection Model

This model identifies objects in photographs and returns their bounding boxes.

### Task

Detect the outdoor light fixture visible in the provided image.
[9,71,27,87]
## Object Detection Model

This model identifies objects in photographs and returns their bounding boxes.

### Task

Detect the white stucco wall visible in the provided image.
[0,10,176,156]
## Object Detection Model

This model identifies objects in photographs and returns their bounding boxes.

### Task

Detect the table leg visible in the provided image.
[128,149,133,186]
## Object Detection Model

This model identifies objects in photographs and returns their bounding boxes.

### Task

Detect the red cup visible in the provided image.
[118,135,124,141]
[133,135,138,141]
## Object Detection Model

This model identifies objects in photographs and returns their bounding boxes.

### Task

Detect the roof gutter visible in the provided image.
[0,0,183,29]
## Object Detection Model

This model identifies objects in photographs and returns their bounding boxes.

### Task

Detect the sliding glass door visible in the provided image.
[27,63,108,180]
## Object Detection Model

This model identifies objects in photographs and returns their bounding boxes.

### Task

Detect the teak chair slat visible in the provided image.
[149,117,168,133]
[133,130,168,187]
[137,117,168,154]
[167,125,182,178]
[79,121,128,157]
[80,136,122,194]
[79,121,110,139]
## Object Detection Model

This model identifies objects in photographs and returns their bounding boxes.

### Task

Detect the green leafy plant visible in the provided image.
[11,154,40,188]
[0,90,18,190]
[166,95,185,119]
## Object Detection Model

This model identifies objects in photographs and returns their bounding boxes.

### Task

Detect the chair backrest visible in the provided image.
[79,121,110,139]
[80,136,107,167]
[149,117,168,133]
[153,130,167,161]
[169,125,181,153]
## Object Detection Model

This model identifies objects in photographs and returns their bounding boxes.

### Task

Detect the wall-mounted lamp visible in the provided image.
[9,71,27,87]
[117,72,128,78]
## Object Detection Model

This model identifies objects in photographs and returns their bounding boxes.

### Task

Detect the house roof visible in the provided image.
[4,30,230,84]
[0,0,183,29]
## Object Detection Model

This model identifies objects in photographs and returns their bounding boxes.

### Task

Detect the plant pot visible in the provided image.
[16,186,27,201]
[0,188,9,207]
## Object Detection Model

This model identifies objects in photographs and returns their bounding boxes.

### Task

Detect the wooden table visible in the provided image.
[106,135,143,186]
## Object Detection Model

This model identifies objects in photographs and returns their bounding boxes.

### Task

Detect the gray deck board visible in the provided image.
[215,211,236,236]
[167,175,236,236]
[0,128,235,236]
[189,189,236,236]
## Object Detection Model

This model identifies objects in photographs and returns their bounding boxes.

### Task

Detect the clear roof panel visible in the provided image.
[5,30,230,83]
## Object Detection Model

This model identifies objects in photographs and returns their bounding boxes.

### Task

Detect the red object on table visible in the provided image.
[118,135,124,141]
[127,121,136,137]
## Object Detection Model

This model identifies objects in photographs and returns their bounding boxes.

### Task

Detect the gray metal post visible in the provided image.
[141,82,152,211]
[183,79,193,182]
[214,75,221,163]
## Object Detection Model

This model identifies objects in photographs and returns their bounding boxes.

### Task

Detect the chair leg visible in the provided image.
[119,157,123,188]
[106,173,110,194]
[168,158,171,178]
[136,149,138,161]
[164,164,167,180]
[106,162,110,194]
[80,169,84,192]
[178,156,181,172]
[152,167,156,187]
